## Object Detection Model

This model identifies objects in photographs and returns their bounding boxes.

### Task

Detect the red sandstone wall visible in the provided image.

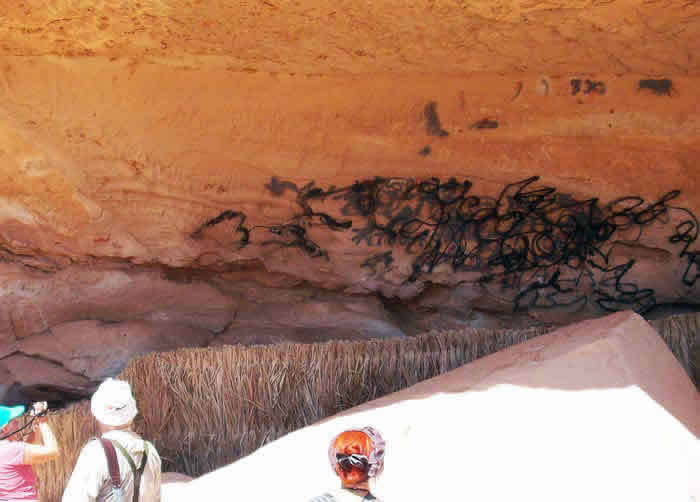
[0,0,698,402]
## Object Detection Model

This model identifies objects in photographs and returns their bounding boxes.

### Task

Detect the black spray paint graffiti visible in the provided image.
[638,78,673,96]
[471,118,499,130]
[193,176,699,314]
[424,102,449,137]
[418,146,432,156]
[570,79,606,96]
[191,210,250,248]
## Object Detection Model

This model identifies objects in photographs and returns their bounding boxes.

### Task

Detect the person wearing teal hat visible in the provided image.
[0,402,59,501]
[0,405,26,430]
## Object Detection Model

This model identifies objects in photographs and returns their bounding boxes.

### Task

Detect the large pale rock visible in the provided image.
[161,473,193,502]
[168,312,699,502]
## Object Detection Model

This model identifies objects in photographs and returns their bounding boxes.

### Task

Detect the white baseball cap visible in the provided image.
[90,378,138,427]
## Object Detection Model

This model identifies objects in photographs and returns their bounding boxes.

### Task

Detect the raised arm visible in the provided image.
[24,419,59,465]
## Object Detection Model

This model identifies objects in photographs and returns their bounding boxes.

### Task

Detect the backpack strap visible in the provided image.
[97,439,122,493]
[112,440,148,502]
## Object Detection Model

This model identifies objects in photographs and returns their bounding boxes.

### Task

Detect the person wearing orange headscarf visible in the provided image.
[310,427,385,502]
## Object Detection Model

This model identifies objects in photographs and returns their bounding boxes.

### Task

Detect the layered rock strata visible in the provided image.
[1,0,699,403]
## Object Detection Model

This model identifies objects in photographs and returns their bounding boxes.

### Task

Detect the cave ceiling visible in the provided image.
[1,0,699,404]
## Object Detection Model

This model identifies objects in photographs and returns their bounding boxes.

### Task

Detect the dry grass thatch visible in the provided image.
[649,313,699,383]
[34,313,699,502]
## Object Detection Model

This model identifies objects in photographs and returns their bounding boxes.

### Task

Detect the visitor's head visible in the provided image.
[328,427,385,489]
[90,378,138,433]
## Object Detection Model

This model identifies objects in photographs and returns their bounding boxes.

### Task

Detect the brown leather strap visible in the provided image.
[98,438,122,490]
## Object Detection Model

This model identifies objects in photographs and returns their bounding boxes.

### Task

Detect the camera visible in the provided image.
[30,401,48,417]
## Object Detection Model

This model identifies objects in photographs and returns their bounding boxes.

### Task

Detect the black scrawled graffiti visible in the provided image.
[471,118,499,129]
[361,251,394,275]
[424,102,449,137]
[571,79,606,96]
[638,78,673,96]
[194,176,699,315]
[191,210,250,248]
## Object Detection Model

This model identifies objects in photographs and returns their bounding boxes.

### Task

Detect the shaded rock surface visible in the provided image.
[20,320,214,379]
[212,295,405,346]
[0,264,237,339]
[0,263,411,403]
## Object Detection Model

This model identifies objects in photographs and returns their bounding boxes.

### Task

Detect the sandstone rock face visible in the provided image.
[1,320,214,403]
[169,312,700,502]
[0,354,93,403]
[212,294,405,346]
[0,265,409,402]
[0,264,237,339]
[20,321,214,380]
[1,1,700,403]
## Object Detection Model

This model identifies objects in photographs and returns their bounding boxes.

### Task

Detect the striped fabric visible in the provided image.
[309,495,337,502]
[308,493,378,502]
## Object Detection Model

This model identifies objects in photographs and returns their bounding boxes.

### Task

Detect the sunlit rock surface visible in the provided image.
[165,312,699,502]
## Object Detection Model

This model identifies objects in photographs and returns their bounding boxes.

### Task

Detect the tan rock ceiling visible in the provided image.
[1,0,699,75]
[0,0,698,297]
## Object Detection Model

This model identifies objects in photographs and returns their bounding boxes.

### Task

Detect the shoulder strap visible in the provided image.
[112,440,149,502]
[98,438,121,490]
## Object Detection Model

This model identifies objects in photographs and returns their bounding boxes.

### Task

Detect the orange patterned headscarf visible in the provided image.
[328,427,386,484]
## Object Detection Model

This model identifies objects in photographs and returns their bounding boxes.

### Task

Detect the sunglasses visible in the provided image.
[336,453,369,472]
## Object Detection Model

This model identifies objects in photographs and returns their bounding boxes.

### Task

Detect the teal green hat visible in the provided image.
[0,405,25,429]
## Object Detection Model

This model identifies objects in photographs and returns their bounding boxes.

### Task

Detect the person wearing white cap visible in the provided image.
[62,379,161,502]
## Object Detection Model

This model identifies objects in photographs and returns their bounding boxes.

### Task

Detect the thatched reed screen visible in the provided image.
[34,314,698,502]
